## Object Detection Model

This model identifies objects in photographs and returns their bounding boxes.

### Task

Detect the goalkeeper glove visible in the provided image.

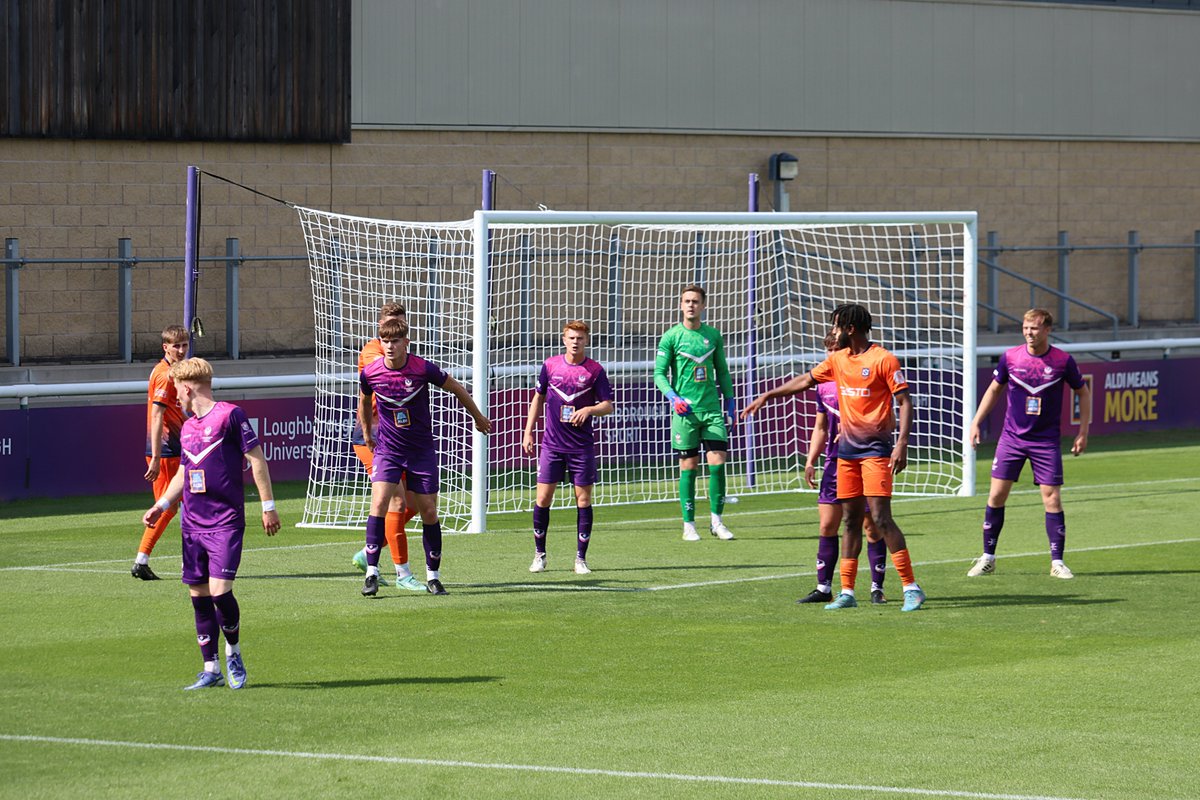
[724,398,737,422]
[666,391,692,416]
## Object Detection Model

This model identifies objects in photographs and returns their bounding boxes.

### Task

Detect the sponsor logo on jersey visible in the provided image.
[841,387,871,397]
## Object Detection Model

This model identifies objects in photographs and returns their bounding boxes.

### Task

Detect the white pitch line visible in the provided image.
[643,536,1200,592]
[0,734,1092,800]
[3,476,1196,576]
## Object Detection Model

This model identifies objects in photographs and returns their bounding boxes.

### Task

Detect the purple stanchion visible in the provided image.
[745,173,759,487]
[482,169,495,211]
[183,166,201,356]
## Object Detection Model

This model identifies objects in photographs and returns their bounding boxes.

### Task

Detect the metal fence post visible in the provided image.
[225,238,240,359]
[1194,231,1200,324]
[117,238,133,363]
[986,231,999,333]
[1127,230,1140,328]
[1057,230,1070,331]
[5,238,19,367]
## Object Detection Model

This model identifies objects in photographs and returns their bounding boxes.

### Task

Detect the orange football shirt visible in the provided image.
[809,343,909,459]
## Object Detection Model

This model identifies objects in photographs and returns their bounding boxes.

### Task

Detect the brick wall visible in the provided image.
[2,131,1198,362]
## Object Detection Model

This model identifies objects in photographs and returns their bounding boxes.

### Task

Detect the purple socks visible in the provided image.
[983,505,1005,555]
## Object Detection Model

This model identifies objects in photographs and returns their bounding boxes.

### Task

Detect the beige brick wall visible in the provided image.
[2,131,1198,362]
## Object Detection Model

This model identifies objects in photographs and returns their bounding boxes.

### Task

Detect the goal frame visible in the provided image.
[468,209,978,533]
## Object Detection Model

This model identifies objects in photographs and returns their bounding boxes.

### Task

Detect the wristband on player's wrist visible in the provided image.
[261,500,276,512]
[155,498,172,511]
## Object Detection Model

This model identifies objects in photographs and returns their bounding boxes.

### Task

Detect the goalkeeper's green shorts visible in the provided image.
[670,406,728,452]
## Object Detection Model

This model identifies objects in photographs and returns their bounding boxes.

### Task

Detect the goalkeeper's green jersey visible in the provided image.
[654,323,735,411]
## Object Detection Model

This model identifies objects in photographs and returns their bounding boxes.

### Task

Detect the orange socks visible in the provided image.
[890,548,917,588]
[385,511,408,566]
[137,507,175,556]
[839,558,858,594]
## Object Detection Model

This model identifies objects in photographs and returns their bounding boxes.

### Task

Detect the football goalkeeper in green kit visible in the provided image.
[654,285,738,541]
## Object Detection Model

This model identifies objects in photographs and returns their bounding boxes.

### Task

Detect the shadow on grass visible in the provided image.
[252,675,502,690]
[931,593,1122,608]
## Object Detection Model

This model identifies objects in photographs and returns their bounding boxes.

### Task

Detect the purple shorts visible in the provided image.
[538,448,598,487]
[817,460,840,505]
[371,449,440,494]
[181,526,244,584]
[992,433,1064,486]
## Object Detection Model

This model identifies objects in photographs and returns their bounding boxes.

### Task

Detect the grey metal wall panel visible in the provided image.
[353,0,1200,140]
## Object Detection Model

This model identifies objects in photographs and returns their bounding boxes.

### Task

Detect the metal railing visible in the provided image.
[979,230,1200,333]
[1,236,308,367]
[4,230,1200,367]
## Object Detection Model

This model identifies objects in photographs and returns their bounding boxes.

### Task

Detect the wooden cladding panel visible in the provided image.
[0,0,350,142]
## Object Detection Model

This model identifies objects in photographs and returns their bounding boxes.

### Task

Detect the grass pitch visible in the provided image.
[1,431,1198,800]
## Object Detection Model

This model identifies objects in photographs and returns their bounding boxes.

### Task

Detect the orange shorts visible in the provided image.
[354,444,374,471]
[836,456,893,499]
[148,456,181,502]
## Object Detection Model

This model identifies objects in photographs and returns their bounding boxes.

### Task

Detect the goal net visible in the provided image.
[297,209,976,533]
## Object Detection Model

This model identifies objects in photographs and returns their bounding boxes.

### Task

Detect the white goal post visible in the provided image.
[297,208,977,533]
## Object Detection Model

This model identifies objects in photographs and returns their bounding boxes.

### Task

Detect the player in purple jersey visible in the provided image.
[796,334,889,605]
[141,358,281,691]
[521,321,615,575]
[968,309,1091,579]
[358,317,491,597]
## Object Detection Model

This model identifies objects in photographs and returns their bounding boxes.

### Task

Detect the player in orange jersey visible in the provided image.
[743,304,925,612]
[349,302,426,591]
[130,324,190,580]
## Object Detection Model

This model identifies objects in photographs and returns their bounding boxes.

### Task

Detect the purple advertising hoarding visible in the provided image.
[0,397,316,502]
[973,356,1200,441]
[2,355,1197,502]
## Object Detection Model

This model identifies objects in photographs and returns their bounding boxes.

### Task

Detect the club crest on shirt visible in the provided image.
[861,367,871,377]
[1044,366,1053,375]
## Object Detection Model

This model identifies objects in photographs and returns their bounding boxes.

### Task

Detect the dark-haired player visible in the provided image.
[358,317,491,597]
[744,303,925,612]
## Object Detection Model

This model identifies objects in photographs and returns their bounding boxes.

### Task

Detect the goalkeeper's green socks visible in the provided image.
[708,463,726,516]
[679,469,697,522]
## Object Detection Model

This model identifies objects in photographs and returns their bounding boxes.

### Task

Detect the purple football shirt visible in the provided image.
[360,353,449,457]
[534,355,613,454]
[994,344,1085,442]
[179,402,260,534]
[815,381,841,463]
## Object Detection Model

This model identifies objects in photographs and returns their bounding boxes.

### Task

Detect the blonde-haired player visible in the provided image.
[142,358,281,689]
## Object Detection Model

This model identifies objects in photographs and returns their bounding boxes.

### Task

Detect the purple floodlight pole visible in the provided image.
[745,173,759,487]
[184,166,200,356]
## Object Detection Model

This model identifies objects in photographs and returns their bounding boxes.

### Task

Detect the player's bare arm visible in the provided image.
[969,380,1005,448]
[144,403,166,481]
[358,390,376,450]
[245,445,281,535]
[741,372,817,419]
[522,392,545,455]
[891,390,913,474]
[1072,381,1091,456]
[569,399,614,427]
[442,375,493,434]
[804,410,829,489]
[142,466,186,527]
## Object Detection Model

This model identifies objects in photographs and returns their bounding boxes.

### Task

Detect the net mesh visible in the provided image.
[298,208,970,532]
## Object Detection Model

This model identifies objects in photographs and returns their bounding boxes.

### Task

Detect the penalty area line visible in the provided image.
[0,734,1092,800]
